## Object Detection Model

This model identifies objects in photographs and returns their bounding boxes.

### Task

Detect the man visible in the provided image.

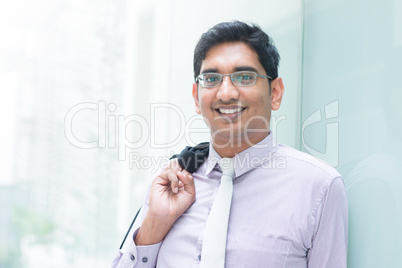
[113,21,348,268]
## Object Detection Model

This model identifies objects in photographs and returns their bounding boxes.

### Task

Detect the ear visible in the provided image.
[192,83,201,114]
[270,77,284,111]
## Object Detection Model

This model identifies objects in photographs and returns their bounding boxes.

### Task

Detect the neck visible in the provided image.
[212,131,270,158]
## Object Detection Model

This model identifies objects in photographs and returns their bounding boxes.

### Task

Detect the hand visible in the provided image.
[148,159,196,220]
[135,159,196,245]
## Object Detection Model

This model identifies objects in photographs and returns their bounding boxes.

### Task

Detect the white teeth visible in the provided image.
[218,107,243,114]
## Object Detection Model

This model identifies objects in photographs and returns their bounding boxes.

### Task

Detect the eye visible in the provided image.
[237,72,253,81]
[204,74,220,83]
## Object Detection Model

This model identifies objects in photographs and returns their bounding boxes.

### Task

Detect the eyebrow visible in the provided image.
[234,66,259,73]
[200,68,218,74]
[200,66,259,74]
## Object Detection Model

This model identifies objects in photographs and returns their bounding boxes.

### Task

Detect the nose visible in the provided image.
[216,75,240,102]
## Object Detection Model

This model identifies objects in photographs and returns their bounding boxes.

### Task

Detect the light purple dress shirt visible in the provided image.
[113,134,348,268]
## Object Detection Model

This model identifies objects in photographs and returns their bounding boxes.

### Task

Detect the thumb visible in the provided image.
[177,170,195,193]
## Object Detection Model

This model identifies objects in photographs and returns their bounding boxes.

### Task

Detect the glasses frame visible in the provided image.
[195,71,272,88]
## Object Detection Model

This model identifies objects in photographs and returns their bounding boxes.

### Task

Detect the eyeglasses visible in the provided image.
[196,71,272,88]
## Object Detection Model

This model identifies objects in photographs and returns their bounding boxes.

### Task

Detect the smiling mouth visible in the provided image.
[215,106,246,116]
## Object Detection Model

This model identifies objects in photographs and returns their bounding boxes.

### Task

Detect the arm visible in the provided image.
[307,177,348,268]
[112,159,196,267]
[112,227,162,268]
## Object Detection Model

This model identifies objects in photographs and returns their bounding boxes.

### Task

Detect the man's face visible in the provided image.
[192,41,284,147]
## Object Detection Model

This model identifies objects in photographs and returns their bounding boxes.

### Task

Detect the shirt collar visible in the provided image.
[204,133,278,177]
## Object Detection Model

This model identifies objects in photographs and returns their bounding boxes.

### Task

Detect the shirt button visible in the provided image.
[142,257,148,263]
[130,254,135,261]
[198,254,201,261]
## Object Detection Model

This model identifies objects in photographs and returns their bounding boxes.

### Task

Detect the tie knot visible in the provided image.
[218,158,235,178]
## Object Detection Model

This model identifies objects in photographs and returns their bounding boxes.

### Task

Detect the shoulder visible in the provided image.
[274,144,342,184]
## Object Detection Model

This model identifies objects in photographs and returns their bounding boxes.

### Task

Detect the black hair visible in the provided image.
[193,21,280,81]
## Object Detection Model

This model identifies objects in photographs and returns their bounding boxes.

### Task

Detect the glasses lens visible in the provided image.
[199,73,221,87]
[232,71,257,86]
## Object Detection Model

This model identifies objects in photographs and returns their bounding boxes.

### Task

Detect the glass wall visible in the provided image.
[302,0,402,267]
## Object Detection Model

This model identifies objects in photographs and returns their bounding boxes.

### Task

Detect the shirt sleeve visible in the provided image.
[307,176,348,268]
[111,182,163,268]
[112,228,162,268]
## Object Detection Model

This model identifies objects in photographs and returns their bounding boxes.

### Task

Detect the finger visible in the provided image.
[166,171,179,194]
[178,181,184,188]
[166,159,182,173]
[181,169,191,177]
[156,170,170,184]
[177,171,194,192]
[158,162,180,182]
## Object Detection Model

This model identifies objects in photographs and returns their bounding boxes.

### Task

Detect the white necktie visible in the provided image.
[200,158,235,268]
